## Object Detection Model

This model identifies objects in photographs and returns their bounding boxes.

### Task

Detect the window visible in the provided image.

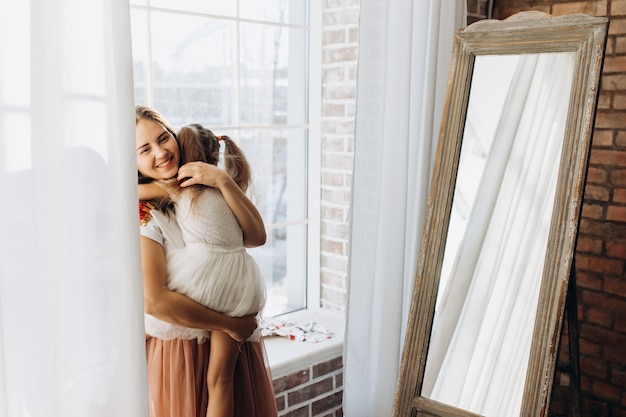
[130,0,320,316]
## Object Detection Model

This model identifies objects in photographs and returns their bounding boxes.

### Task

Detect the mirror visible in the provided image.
[394,12,607,417]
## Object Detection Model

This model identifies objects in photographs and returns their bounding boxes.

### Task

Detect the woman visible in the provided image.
[135,105,278,417]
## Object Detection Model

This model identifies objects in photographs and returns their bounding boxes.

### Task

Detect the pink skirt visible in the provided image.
[146,337,278,417]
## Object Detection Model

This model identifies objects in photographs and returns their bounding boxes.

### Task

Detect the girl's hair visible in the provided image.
[177,123,252,193]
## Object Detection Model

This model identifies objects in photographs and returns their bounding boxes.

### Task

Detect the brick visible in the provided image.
[323,8,359,26]
[581,323,626,348]
[312,356,343,378]
[586,166,608,184]
[612,367,626,387]
[591,150,626,167]
[579,335,603,356]
[552,1,608,16]
[494,5,549,19]
[585,305,615,327]
[615,93,626,110]
[612,0,626,15]
[597,91,612,110]
[607,205,626,222]
[348,27,358,43]
[580,355,608,378]
[603,55,626,73]
[320,250,348,269]
[323,28,346,45]
[611,169,626,186]
[593,380,622,401]
[606,240,626,258]
[605,276,626,298]
[276,394,286,411]
[322,84,356,100]
[601,74,626,91]
[287,377,334,404]
[274,369,310,393]
[616,188,626,203]
[580,218,626,239]
[335,371,343,388]
[581,397,610,416]
[576,236,604,254]
[616,313,626,332]
[583,184,611,201]
[581,288,626,312]
[594,111,626,129]
[320,286,347,305]
[323,67,346,84]
[323,46,359,64]
[592,130,613,147]
[618,131,626,147]
[577,254,623,275]
[320,272,346,288]
[609,18,626,35]
[574,270,604,290]
[312,392,343,415]
[617,36,626,54]
[582,202,605,220]
[281,405,310,417]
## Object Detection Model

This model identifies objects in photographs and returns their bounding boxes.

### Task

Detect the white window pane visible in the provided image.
[150,0,236,16]
[240,23,307,126]
[130,10,148,106]
[150,12,237,126]
[242,129,307,225]
[240,0,307,25]
[250,224,306,316]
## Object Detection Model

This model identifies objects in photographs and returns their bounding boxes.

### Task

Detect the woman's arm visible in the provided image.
[178,162,267,247]
[140,236,257,341]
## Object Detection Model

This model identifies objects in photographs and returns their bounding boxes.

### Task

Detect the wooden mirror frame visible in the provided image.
[393,12,608,417]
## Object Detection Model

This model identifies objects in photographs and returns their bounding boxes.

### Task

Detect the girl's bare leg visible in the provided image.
[207,330,240,417]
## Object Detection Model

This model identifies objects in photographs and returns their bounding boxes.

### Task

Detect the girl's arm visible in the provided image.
[177,162,267,247]
[140,236,257,341]
[138,182,168,200]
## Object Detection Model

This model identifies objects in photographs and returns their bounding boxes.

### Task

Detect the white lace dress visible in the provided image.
[144,186,266,341]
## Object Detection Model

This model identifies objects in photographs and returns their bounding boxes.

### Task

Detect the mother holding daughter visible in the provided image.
[135,105,277,417]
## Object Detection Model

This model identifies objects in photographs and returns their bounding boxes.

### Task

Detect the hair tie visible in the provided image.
[217,135,223,141]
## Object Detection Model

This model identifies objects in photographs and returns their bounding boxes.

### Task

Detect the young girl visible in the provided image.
[139,123,266,417]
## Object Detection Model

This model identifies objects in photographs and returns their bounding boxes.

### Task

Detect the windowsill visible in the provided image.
[263,309,345,378]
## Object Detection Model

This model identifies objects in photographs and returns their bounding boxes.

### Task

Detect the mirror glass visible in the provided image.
[421,52,576,417]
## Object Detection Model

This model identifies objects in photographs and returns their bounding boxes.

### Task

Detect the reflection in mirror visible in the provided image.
[421,52,576,417]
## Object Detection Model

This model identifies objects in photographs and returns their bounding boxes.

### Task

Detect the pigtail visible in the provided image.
[220,135,252,193]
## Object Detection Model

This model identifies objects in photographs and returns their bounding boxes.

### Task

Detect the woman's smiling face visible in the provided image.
[135,118,180,180]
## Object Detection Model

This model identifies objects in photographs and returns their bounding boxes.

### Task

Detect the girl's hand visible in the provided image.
[178,161,267,247]
[178,161,228,188]
[138,182,168,200]
[225,314,258,342]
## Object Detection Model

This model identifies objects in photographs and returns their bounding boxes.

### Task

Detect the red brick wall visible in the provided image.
[273,356,343,417]
[491,2,626,416]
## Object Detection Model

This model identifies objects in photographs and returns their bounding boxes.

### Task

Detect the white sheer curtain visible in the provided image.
[343,1,465,415]
[0,1,147,416]
[423,53,576,417]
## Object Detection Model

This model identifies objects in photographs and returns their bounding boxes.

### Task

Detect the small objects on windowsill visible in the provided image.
[260,316,333,343]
